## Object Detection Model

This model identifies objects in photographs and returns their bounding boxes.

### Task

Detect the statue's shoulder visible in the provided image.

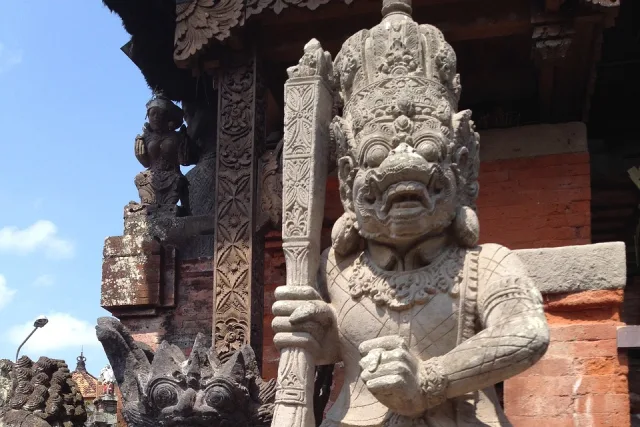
[319,247,360,292]
[476,243,529,285]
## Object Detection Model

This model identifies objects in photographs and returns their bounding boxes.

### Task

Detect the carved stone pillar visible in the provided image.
[213,50,266,364]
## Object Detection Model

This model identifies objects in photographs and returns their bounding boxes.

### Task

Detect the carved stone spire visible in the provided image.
[76,349,87,372]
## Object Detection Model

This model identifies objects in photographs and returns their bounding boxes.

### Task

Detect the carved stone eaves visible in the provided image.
[174,0,353,66]
[532,24,575,65]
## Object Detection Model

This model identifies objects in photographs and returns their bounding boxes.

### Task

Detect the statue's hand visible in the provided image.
[272,286,337,363]
[359,336,445,417]
[135,136,146,156]
[135,136,150,167]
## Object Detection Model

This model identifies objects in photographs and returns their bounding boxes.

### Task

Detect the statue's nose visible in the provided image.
[389,142,416,156]
[173,388,196,416]
[379,142,425,170]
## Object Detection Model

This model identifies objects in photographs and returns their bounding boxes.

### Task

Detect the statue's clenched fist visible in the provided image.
[359,336,448,417]
[271,286,338,364]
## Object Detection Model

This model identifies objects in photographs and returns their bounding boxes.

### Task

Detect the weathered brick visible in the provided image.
[574,394,630,414]
[575,375,629,395]
[509,416,574,427]
[551,324,618,342]
[517,356,575,377]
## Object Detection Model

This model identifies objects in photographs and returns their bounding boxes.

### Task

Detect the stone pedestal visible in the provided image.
[101,203,215,349]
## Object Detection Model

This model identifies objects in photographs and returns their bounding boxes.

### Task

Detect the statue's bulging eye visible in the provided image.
[416,141,440,162]
[364,144,389,168]
[204,385,233,409]
[150,382,179,409]
[415,133,446,162]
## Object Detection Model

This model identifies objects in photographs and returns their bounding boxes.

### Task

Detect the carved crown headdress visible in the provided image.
[334,0,461,137]
[146,90,184,125]
[331,0,479,214]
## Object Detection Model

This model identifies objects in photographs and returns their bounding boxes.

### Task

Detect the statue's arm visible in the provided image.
[135,126,151,168]
[425,245,549,402]
[271,257,342,366]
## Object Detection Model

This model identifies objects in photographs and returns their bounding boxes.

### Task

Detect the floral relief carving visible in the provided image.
[284,85,315,156]
[283,159,311,237]
[215,318,250,358]
[213,54,264,362]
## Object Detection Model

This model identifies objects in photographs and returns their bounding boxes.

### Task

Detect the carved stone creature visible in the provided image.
[95,317,275,427]
[134,91,192,214]
[0,357,87,427]
[272,1,550,426]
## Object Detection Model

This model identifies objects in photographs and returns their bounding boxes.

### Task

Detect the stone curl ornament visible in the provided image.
[0,356,87,426]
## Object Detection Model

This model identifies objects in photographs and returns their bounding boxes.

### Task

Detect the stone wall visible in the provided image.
[118,257,214,353]
[477,152,591,249]
[504,290,629,427]
[476,122,591,250]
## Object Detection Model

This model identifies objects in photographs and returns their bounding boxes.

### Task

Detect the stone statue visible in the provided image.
[0,356,87,427]
[134,90,192,214]
[272,1,550,426]
[96,317,275,427]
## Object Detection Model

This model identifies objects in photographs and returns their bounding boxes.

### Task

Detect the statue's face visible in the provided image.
[145,377,250,427]
[148,107,168,132]
[345,115,458,246]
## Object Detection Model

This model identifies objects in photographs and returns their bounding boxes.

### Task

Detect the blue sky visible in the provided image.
[0,1,157,374]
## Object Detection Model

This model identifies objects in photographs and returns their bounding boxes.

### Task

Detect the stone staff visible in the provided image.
[271,39,334,427]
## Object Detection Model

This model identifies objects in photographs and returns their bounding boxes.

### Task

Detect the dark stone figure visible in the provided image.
[96,317,275,427]
[0,357,87,427]
[134,91,192,214]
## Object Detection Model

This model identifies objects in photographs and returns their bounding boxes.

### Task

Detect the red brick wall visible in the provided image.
[477,152,591,249]
[120,257,214,353]
[505,290,629,427]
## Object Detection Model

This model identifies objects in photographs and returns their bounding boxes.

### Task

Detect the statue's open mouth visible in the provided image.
[381,181,432,215]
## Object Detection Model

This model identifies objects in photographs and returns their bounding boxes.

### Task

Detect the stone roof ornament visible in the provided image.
[76,349,87,372]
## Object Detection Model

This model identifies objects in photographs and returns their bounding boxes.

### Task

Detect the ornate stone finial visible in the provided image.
[76,349,87,372]
[286,38,334,80]
[381,0,412,18]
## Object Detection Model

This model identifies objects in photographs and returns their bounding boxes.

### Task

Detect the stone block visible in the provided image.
[515,242,626,294]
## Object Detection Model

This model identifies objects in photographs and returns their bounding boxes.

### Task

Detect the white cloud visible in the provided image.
[0,220,75,259]
[0,43,23,73]
[32,274,55,288]
[0,275,16,310]
[8,313,100,353]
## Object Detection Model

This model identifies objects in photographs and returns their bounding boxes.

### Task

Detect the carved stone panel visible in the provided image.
[213,51,266,364]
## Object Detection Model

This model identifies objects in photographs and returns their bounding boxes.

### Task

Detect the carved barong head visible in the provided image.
[96,317,275,427]
[331,0,480,255]
[0,356,87,426]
